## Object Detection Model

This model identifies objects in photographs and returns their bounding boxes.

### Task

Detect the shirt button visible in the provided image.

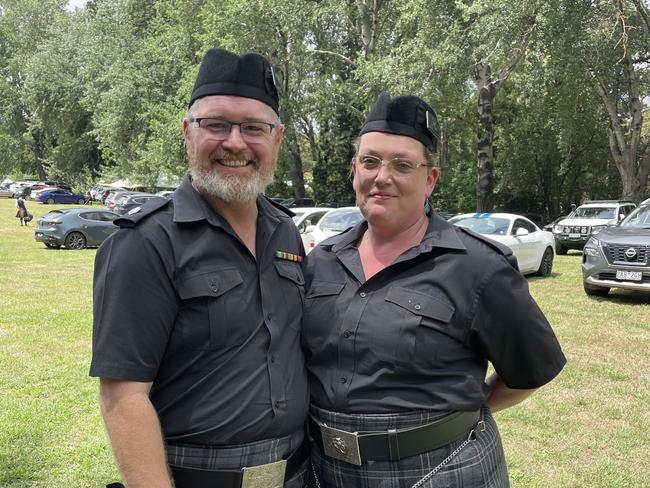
[343,330,352,338]
[359,292,367,298]
[414,304,422,310]
[274,400,280,408]
[340,377,347,384]
[210,285,219,293]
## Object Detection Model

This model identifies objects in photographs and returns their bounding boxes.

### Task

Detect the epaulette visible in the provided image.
[457,226,520,271]
[262,195,295,218]
[114,197,171,228]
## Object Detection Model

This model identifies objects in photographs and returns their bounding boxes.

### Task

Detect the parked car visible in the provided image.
[552,200,636,254]
[34,208,119,249]
[36,188,86,205]
[155,190,176,199]
[582,201,650,296]
[302,207,364,253]
[0,185,13,198]
[292,207,333,232]
[104,190,138,211]
[113,193,166,215]
[449,212,555,276]
[281,197,317,208]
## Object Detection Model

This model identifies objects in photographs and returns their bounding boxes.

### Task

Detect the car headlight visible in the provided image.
[590,225,605,235]
[553,225,563,234]
[583,237,600,257]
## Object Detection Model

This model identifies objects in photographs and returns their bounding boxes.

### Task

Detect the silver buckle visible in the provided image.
[241,459,287,488]
[320,424,362,466]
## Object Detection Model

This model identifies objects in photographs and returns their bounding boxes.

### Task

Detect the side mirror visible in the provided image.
[606,219,618,226]
[304,224,316,234]
[618,213,625,221]
[515,227,529,236]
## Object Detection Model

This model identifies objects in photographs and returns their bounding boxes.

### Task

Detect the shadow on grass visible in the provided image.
[0,429,46,486]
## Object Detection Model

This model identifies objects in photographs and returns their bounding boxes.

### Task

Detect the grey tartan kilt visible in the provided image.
[166,430,309,488]
[309,405,509,488]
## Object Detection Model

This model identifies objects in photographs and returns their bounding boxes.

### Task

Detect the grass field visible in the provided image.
[0,198,649,487]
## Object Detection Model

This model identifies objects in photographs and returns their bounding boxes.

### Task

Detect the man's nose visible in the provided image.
[220,125,247,151]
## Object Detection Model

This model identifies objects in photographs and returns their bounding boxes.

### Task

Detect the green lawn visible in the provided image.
[0,198,649,487]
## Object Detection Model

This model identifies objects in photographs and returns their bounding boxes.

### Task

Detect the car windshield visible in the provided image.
[291,211,306,223]
[573,206,615,219]
[620,205,650,228]
[450,216,510,236]
[319,209,363,232]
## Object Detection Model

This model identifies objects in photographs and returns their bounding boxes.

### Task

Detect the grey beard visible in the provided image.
[190,166,274,204]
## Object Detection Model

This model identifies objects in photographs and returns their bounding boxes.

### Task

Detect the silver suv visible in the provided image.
[582,201,650,296]
[552,200,636,254]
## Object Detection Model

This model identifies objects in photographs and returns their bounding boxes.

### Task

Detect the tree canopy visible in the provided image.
[0,0,648,215]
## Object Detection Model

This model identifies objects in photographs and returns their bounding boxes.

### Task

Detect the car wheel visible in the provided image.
[584,283,609,297]
[44,243,61,249]
[555,241,567,255]
[536,248,554,277]
[64,232,86,250]
[46,198,55,204]
[78,198,85,204]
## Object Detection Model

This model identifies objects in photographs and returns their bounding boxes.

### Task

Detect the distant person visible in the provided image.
[303,93,566,487]
[90,48,309,488]
[15,195,28,226]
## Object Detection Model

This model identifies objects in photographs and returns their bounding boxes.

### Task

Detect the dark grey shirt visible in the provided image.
[302,213,566,413]
[90,176,309,444]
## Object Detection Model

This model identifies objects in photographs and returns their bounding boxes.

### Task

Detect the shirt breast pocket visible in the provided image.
[273,261,305,331]
[384,287,456,364]
[176,268,245,349]
[303,280,345,347]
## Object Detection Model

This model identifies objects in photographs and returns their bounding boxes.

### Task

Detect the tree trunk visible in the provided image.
[286,133,306,198]
[32,129,47,180]
[475,63,495,212]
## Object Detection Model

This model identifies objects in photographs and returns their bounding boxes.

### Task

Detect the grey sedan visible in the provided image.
[34,208,119,249]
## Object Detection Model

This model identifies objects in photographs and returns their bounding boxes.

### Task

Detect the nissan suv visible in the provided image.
[582,201,650,296]
[552,200,636,254]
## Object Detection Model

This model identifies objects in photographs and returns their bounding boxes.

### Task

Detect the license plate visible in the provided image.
[568,233,581,239]
[616,270,642,281]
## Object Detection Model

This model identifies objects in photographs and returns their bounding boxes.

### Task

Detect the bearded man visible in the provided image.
[90,48,309,488]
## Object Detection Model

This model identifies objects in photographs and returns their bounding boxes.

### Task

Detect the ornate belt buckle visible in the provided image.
[241,458,287,488]
[320,424,362,466]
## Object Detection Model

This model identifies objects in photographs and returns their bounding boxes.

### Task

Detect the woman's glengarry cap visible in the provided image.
[360,93,439,151]
[189,48,279,114]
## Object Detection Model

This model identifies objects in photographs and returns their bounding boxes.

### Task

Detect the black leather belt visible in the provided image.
[169,438,309,488]
[309,409,481,466]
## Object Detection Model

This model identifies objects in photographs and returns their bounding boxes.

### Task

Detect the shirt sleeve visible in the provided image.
[467,258,566,389]
[89,227,178,381]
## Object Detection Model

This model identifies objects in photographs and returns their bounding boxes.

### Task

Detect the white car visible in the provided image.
[449,212,555,276]
[303,207,364,254]
[292,207,332,231]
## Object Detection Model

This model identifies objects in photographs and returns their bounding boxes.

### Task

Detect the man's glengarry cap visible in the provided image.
[189,48,279,113]
[360,93,439,151]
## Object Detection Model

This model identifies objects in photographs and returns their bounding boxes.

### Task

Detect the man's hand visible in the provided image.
[99,378,174,488]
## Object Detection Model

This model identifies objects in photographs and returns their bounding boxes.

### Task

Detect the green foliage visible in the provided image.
[0,0,648,208]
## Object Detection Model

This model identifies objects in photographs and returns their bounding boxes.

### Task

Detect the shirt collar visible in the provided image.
[327,211,467,254]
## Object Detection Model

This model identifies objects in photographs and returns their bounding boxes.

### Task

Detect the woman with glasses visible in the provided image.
[302,93,566,487]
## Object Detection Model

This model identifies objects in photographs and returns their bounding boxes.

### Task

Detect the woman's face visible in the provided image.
[353,132,439,232]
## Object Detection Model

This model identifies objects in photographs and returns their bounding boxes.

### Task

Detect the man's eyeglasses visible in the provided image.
[356,154,429,175]
[189,118,276,140]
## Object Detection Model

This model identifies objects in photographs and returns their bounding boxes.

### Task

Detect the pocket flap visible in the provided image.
[177,268,243,299]
[274,261,305,285]
[384,287,454,323]
[306,280,345,298]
